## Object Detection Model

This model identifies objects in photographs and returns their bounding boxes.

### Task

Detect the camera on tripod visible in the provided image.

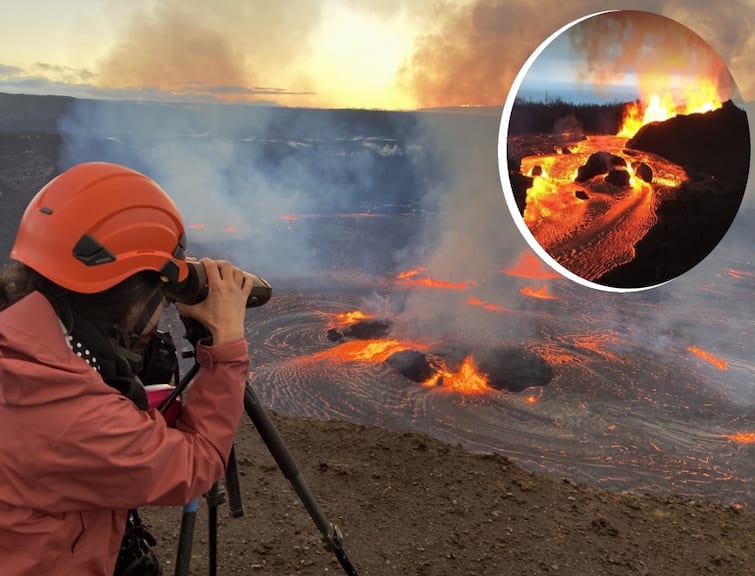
[165,259,272,309]
[142,259,359,575]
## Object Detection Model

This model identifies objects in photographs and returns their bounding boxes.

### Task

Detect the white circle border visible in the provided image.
[497,10,674,293]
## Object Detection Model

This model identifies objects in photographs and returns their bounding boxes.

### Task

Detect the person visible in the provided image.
[0,161,254,575]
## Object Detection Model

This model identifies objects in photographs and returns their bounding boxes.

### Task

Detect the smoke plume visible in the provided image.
[400,0,754,108]
[566,10,739,102]
[96,0,323,102]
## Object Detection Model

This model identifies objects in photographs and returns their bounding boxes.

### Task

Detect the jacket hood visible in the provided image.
[0,292,111,407]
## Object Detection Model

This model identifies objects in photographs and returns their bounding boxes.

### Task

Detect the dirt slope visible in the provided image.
[142,412,755,576]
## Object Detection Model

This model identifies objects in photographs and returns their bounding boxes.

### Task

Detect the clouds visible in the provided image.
[0,64,23,77]
[0,0,751,109]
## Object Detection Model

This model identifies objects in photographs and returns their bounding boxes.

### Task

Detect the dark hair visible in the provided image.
[0,261,162,338]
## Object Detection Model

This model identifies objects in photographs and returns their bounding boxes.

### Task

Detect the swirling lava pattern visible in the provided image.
[173,214,754,508]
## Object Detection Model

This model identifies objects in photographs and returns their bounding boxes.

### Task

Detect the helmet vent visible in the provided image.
[39,206,53,215]
[73,234,117,266]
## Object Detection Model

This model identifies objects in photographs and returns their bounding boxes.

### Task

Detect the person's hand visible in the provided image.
[175,258,253,346]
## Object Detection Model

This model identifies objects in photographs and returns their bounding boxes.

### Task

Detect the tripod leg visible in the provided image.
[243,381,360,576]
[205,482,224,576]
[225,446,245,518]
[174,498,198,576]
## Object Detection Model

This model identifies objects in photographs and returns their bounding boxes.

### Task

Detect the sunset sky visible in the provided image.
[0,0,752,110]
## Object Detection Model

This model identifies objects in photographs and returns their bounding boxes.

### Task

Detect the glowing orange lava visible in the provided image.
[423,356,491,395]
[520,285,558,300]
[726,268,755,281]
[617,80,722,138]
[727,433,755,444]
[406,278,474,290]
[310,339,425,364]
[503,252,560,280]
[688,345,728,371]
[467,297,510,313]
[331,310,375,327]
[279,214,297,221]
[223,225,237,233]
[396,268,476,290]
[397,267,427,280]
[189,223,207,230]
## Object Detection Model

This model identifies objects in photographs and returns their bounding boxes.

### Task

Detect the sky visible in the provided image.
[0,0,752,110]
[517,10,744,105]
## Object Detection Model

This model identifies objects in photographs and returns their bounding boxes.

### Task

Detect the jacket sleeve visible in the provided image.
[31,339,249,511]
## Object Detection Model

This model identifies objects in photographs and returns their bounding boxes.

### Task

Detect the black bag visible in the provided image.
[113,509,162,576]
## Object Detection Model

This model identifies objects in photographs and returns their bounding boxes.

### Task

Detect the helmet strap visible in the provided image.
[131,286,165,339]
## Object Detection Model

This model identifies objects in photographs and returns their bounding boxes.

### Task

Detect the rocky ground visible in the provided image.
[141,411,755,576]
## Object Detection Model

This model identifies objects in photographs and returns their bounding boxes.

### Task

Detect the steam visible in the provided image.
[97,3,247,95]
[400,0,754,108]
[95,0,323,102]
[57,100,436,284]
[397,110,532,342]
[566,10,739,102]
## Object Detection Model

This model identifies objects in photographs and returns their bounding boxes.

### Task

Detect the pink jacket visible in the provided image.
[0,292,249,575]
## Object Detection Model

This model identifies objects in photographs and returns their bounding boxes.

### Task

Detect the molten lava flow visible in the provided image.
[571,333,623,363]
[310,339,425,363]
[688,345,728,371]
[503,251,560,280]
[523,176,556,227]
[189,223,207,230]
[396,268,476,290]
[223,225,237,233]
[517,133,687,281]
[518,152,589,239]
[535,331,623,367]
[330,310,375,327]
[423,356,491,395]
[727,433,755,444]
[726,268,755,281]
[520,285,558,300]
[405,277,474,290]
[467,297,510,313]
[617,80,722,137]
[279,213,297,221]
[397,267,427,280]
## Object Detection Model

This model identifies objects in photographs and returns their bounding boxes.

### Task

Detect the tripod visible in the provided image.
[157,322,360,576]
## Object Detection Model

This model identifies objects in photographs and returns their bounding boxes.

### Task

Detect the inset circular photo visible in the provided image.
[499,10,750,291]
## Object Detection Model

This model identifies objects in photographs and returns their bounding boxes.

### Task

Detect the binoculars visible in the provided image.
[166,259,272,308]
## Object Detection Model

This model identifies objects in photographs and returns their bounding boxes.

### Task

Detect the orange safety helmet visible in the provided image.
[10,162,189,294]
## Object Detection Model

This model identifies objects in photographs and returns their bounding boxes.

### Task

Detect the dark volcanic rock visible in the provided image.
[626,100,750,185]
[598,101,750,289]
[575,151,626,182]
[343,318,392,340]
[632,161,653,183]
[386,350,434,383]
[605,169,631,188]
[0,132,62,259]
[327,328,344,342]
[531,165,543,177]
[575,190,589,200]
[390,342,554,393]
[474,346,553,392]
[509,170,533,216]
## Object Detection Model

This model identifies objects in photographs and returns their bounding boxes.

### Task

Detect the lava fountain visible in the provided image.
[617,78,723,138]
